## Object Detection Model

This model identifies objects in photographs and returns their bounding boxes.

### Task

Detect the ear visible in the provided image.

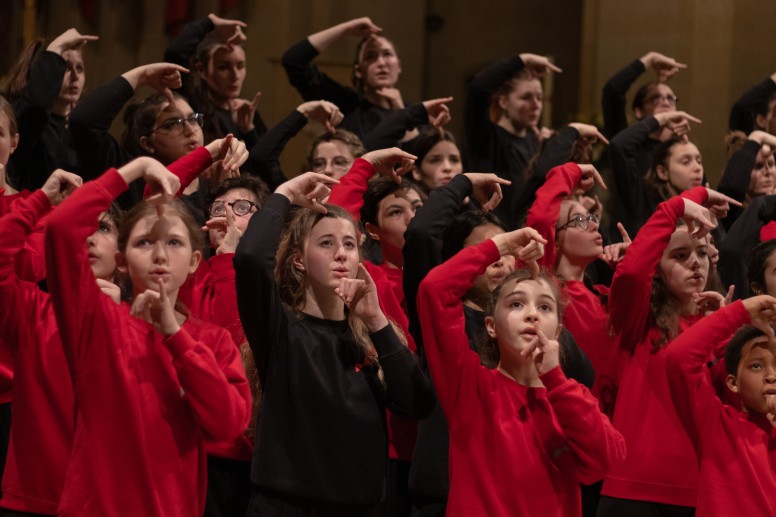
[364,221,381,242]
[751,281,763,295]
[634,107,645,120]
[555,323,562,340]
[195,61,207,81]
[115,251,127,274]
[292,251,305,272]
[139,136,156,155]
[655,164,669,182]
[498,94,509,111]
[485,315,497,339]
[10,133,19,153]
[188,250,202,275]
[411,165,421,182]
[353,64,362,79]
[756,113,768,131]
[725,373,740,394]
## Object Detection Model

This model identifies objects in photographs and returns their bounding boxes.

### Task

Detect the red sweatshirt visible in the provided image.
[329,157,418,460]
[417,239,626,516]
[666,301,776,516]
[601,186,708,506]
[0,190,72,514]
[526,162,622,415]
[44,168,251,517]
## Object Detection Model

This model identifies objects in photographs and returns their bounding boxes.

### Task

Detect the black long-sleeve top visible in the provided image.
[8,51,80,191]
[233,193,434,506]
[601,59,646,140]
[729,77,776,134]
[718,194,776,300]
[607,116,663,239]
[403,174,594,500]
[464,54,539,230]
[717,139,761,230]
[163,17,267,145]
[282,38,397,140]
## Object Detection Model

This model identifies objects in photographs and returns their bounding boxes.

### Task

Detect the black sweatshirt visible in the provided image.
[717,139,761,230]
[234,193,434,506]
[464,54,539,230]
[163,17,267,145]
[8,51,80,191]
[601,59,646,140]
[281,38,395,140]
[729,77,776,134]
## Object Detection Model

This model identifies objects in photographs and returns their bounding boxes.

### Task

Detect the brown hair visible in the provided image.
[644,137,690,202]
[0,95,19,136]
[3,39,47,102]
[121,92,189,158]
[305,129,366,171]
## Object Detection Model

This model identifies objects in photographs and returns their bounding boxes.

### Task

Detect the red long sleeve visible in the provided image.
[142,145,213,198]
[327,157,375,221]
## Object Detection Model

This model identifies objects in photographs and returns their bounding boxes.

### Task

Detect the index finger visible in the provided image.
[546,62,563,74]
[616,222,632,244]
[592,168,608,190]
[681,112,702,124]
[593,129,609,145]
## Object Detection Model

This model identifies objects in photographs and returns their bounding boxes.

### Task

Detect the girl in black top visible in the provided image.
[234,172,434,515]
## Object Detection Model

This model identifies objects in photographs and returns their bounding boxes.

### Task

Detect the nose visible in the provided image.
[152,240,168,264]
[441,158,453,172]
[689,252,701,269]
[86,234,95,247]
[334,242,348,261]
[524,303,539,322]
[765,366,776,383]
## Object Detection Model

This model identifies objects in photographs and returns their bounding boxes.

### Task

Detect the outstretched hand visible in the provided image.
[463,173,511,212]
[123,63,189,102]
[568,123,609,145]
[275,172,339,213]
[491,227,547,278]
[681,198,715,239]
[41,169,83,205]
[361,147,417,183]
[298,100,344,133]
[47,28,98,55]
[654,110,702,140]
[341,17,383,39]
[518,53,563,78]
[423,97,453,128]
[208,13,248,46]
[577,164,607,193]
[641,51,687,82]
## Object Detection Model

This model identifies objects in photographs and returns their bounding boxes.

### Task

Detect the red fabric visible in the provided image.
[328,157,374,221]
[760,220,776,242]
[77,0,99,26]
[602,187,708,506]
[418,239,625,516]
[45,168,251,517]
[526,163,622,416]
[666,301,776,516]
[164,0,193,37]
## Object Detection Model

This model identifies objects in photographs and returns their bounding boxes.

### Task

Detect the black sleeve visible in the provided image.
[464,55,525,161]
[559,327,595,389]
[361,102,428,151]
[717,139,760,230]
[729,77,776,133]
[718,195,776,300]
[370,324,435,419]
[608,116,660,236]
[68,76,135,179]
[233,193,290,383]
[512,126,580,222]
[602,59,646,139]
[245,109,307,190]
[281,38,361,114]
[163,17,215,95]
[403,174,473,364]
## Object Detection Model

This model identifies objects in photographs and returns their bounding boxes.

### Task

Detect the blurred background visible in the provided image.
[1,0,775,183]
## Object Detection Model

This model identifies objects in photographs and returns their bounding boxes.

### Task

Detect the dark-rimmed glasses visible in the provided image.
[209,199,258,218]
[557,213,600,231]
[146,113,204,136]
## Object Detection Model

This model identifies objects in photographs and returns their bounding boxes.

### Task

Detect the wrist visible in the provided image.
[363,313,389,333]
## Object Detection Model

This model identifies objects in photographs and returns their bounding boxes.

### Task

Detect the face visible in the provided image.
[143,98,204,164]
[727,337,776,416]
[749,148,776,197]
[120,212,201,296]
[59,49,85,106]
[757,250,776,296]
[639,83,677,118]
[367,188,423,252]
[465,223,515,296]
[312,141,356,180]
[296,217,360,293]
[357,36,401,91]
[556,201,603,262]
[203,45,246,102]
[486,277,560,356]
[706,235,719,269]
[755,98,776,135]
[657,142,703,195]
[208,188,258,248]
[658,228,709,305]
[412,140,462,191]
[0,111,19,167]
[499,78,543,130]
[87,213,118,280]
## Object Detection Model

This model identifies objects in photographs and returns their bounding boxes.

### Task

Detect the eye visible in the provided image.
[388,208,402,217]
[311,160,326,171]
[674,253,687,260]
[169,238,183,247]
[135,238,152,247]
[539,303,554,312]
[319,239,332,248]
[751,362,763,370]
[450,155,461,163]
[344,240,356,250]
[97,222,113,234]
[510,301,524,309]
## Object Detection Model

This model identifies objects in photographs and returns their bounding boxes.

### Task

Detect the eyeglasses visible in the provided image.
[147,113,204,136]
[310,157,352,174]
[209,199,258,218]
[646,94,678,107]
[557,213,600,231]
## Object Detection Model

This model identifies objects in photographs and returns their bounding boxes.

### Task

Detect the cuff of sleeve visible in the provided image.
[208,253,235,281]
[679,185,709,205]
[264,192,292,214]
[742,139,762,156]
[644,116,661,133]
[349,157,377,179]
[164,326,197,358]
[632,58,647,74]
[200,16,216,33]
[478,238,502,265]
[97,168,131,199]
[559,126,580,141]
[28,189,53,215]
[370,323,405,357]
[729,299,752,327]
[289,109,309,128]
[408,103,428,127]
[539,365,568,391]
[448,173,474,198]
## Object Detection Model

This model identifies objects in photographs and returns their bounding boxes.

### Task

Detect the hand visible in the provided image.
[681,198,715,239]
[423,97,453,128]
[568,122,609,145]
[275,172,339,213]
[692,290,727,315]
[298,100,344,133]
[463,173,511,212]
[129,279,181,335]
[520,328,560,375]
[742,294,776,340]
[230,92,261,134]
[96,278,121,304]
[518,53,563,78]
[654,110,702,139]
[120,156,180,204]
[375,87,405,110]
[577,164,607,193]
[335,264,388,332]
[206,133,249,172]
[41,169,82,205]
[47,28,98,54]
[208,13,248,46]
[599,223,631,269]
[703,187,742,221]
[577,194,602,217]
[748,130,776,154]
[122,63,189,102]
[491,227,547,278]
[204,206,242,254]
[640,51,687,82]
[361,147,417,183]
[341,17,382,38]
